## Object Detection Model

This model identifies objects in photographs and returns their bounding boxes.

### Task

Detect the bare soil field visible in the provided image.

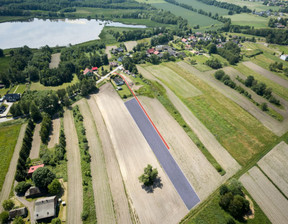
[240,166,288,224]
[137,65,241,176]
[47,118,61,148]
[0,124,26,213]
[96,83,188,224]
[105,45,117,59]
[243,61,288,89]
[177,61,288,136]
[29,123,41,159]
[258,141,288,197]
[87,95,133,224]
[49,53,61,69]
[124,41,137,52]
[139,96,223,200]
[64,109,83,224]
[77,99,116,224]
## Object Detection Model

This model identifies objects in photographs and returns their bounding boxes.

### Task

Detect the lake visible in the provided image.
[0,18,146,49]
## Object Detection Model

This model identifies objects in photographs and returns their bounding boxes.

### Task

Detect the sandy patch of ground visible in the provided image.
[177,61,288,136]
[78,99,116,224]
[48,118,61,148]
[29,123,41,159]
[96,83,188,224]
[105,45,117,59]
[240,166,288,224]
[243,61,288,89]
[64,109,83,224]
[87,95,133,224]
[0,124,26,213]
[49,53,61,69]
[139,96,223,200]
[137,65,241,178]
[258,141,288,197]
[124,41,137,52]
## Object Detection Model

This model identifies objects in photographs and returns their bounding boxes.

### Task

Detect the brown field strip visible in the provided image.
[124,41,137,52]
[0,124,26,213]
[240,166,288,224]
[49,53,61,69]
[258,141,288,197]
[137,65,241,174]
[77,99,116,224]
[29,123,41,159]
[87,95,133,224]
[64,109,83,224]
[177,61,288,136]
[139,96,224,200]
[96,83,188,224]
[48,118,61,148]
[105,45,117,59]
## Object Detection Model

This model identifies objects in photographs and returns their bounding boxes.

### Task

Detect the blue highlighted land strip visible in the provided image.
[125,98,200,210]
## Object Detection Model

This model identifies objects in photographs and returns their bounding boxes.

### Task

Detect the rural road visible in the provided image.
[96,65,123,84]
[0,124,26,213]
[64,109,83,224]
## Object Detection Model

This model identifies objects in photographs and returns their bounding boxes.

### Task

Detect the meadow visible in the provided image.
[217,0,279,11]
[224,13,268,28]
[0,121,22,192]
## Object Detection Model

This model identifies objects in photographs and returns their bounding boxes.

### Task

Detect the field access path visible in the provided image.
[29,123,41,159]
[47,117,61,148]
[64,109,83,224]
[77,99,116,224]
[0,124,26,213]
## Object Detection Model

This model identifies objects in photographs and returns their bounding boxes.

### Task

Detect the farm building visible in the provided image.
[34,196,57,222]
[83,68,93,76]
[147,48,155,54]
[9,207,27,220]
[5,93,20,102]
[280,54,288,61]
[92,67,98,71]
[28,164,44,177]
[113,77,125,86]
[25,186,43,198]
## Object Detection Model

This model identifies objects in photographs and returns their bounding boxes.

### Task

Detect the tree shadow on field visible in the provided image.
[141,177,163,193]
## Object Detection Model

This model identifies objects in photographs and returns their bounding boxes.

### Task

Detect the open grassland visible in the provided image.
[176,0,229,15]
[235,63,288,101]
[217,0,279,11]
[187,55,212,72]
[0,56,10,72]
[0,122,22,192]
[30,74,79,91]
[258,142,288,197]
[240,166,288,224]
[224,13,268,28]
[147,62,277,165]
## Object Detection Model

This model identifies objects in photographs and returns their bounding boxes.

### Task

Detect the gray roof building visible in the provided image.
[9,207,27,220]
[25,186,42,198]
[34,196,57,221]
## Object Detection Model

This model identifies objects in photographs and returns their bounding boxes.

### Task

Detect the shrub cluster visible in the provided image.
[15,120,35,182]
[205,58,222,69]
[40,114,52,144]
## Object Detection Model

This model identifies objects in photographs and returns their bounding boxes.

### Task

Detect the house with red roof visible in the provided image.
[92,67,98,71]
[153,51,160,55]
[28,164,44,177]
[147,48,155,54]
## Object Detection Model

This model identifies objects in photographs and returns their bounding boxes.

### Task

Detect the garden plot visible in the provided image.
[139,96,225,200]
[240,166,288,224]
[48,117,61,148]
[96,83,188,224]
[124,41,137,52]
[258,141,288,197]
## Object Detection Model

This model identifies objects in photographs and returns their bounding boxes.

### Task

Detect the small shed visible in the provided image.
[9,207,27,220]
[34,196,57,222]
[28,164,44,177]
[280,54,288,61]
[92,67,98,71]
[25,186,43,198]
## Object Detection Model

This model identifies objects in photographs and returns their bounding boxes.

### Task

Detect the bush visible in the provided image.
[51,217,62,224]
[205,57,222,69]
[214,70,225,80]
[81,210,89,221]
[0,211,9,224]
[12,216,25,224]
[260,103,268,111]
[48,179,62,195]
[2,199,14,211]
[15,182,31,195]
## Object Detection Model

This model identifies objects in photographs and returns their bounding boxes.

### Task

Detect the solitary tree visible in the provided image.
[48,179,62,195]
[138,164,158,186]
[2,199,14,211]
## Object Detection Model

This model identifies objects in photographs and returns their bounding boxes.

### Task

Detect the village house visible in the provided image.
[113,77,125,86]
[28,164,44,178]
[280,54,288,61]
[83,68,93,76]
[9,207,27,220]
[34,196,57,222]
[5,93,20,102]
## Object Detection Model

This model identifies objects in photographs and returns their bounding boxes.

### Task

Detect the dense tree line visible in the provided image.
[150,33,173,46]
[15,120,35,182]
[217,41,241,65]
[40,113,52,144]
[269,61,288,76]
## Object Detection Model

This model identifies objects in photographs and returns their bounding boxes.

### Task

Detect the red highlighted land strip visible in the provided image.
[115,72,170,150]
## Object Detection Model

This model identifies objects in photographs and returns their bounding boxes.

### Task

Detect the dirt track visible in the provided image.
[96,83,188,224]
[0,124,26,213]
[137,65,240,177]
[47,118,61,148]
[64,109,83,224]
[77,99,116,224]
[87,95,133,224]
[139,96,222,200]
[258,141,288,197]
[243,61,288,89]
[29,123,41,159]
[240,166,288,224]
[176,61,288,136]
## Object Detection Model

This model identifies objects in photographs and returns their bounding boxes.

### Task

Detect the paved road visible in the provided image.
[96,65,123,84]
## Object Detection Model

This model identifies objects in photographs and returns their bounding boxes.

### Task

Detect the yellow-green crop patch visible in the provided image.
[0,122,22,192]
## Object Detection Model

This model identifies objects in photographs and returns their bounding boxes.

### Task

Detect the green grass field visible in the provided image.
[217,0,279,11]
[177,0,229,15]
[0,122,22,192]
[149,62,277,165]
[224,13,268,28]
[0,56,10,72]
[30,75,79,91]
